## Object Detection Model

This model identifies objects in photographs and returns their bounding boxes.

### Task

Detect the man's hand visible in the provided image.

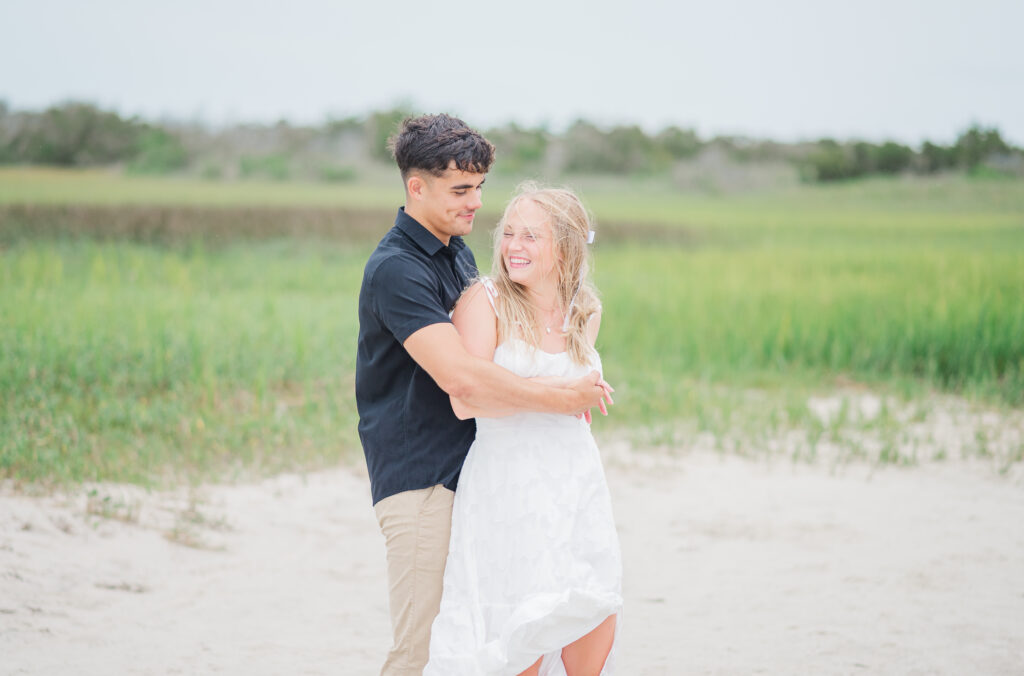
[565,371,615,423]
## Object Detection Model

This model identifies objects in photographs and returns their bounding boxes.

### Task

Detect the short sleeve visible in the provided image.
[369,254,452,344]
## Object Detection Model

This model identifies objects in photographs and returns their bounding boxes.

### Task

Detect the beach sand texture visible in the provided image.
[3,452,1023,675]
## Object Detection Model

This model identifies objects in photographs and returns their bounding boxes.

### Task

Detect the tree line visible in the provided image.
[0,101,1019,183]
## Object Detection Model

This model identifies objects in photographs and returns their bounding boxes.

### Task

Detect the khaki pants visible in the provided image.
[374,484,454,676]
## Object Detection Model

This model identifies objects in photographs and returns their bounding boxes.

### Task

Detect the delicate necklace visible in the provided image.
[535,303,563,335]
[530,291,563,335]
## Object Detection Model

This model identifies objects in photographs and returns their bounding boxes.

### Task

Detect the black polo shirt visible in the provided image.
[356,208,478,505]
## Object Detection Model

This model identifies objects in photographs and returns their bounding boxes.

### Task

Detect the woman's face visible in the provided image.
[500,199,560,291]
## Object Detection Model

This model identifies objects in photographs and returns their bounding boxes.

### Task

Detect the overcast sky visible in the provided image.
[2,0,1022,145]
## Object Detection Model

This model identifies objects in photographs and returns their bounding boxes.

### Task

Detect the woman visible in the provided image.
[425,184,622,676]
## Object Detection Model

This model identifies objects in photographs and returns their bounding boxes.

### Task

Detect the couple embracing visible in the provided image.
[356,114,621,676]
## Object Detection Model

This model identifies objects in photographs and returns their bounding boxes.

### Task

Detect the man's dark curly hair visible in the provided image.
[389,113,495,179]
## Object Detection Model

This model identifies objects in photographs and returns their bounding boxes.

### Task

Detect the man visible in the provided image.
[356,114,609,676]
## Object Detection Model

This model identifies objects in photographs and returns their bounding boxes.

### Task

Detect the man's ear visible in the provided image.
[406,173,426,202]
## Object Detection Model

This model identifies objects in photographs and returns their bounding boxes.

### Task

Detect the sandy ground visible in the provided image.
[3,450,1024,675]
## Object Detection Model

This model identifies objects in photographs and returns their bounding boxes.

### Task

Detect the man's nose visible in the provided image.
[467,191,482,210]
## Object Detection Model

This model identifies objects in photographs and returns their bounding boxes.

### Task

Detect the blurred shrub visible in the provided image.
[719,138,796,163]
[0,100,11,162]
[656,126,702,160]
[874,141,914,174]
[1,102,143,166]
[487,123,548,174]
[318,164,358,183]
[369,106,415,162]
[239,153,291,181]
[955,124,1011,171]
[200,162,224,181]
[807,139,920,181]
[324,115,362,136]
[564,121,665,173]
[920,141,959,173]
[803,139,860,182]
[126,128,189,174]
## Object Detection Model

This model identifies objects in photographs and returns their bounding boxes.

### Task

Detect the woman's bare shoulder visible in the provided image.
[453,280,498,327]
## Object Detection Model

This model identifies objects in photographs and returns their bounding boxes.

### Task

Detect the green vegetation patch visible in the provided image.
[1,240,369,484]
[1,173,1022,483]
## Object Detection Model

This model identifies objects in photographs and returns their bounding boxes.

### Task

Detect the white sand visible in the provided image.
[3,452,1023,675]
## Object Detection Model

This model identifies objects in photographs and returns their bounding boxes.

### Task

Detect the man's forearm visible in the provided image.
[450,375,575,420]
[403,323,602,419]
[450,354,577,415]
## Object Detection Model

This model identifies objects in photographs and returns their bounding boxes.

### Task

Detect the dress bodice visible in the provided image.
[476,338,602,435]
[492,337,601,380]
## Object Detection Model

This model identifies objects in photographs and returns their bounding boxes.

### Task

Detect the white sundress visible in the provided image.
[424,285,623,675]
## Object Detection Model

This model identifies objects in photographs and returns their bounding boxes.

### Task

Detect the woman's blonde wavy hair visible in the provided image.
[487,182,600,366]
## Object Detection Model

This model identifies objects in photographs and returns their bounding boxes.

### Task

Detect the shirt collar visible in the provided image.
[396,207,462,257]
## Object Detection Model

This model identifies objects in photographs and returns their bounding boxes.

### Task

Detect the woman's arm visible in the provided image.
[585,308,614,417]
[448,283,516,420]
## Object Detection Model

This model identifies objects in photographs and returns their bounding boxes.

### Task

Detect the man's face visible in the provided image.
[408,164,486,243]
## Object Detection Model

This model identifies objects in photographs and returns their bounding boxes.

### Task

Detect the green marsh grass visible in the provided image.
[1,169,1022,482]
[1,239,370,483]
[595,244,1024,414]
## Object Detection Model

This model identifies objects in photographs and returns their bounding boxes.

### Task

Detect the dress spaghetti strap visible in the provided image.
[480,277,499,314]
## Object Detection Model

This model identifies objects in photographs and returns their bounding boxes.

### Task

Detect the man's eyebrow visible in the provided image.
[451,178,486,190]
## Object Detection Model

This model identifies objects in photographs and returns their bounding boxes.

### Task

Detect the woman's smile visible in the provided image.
[500,199,558,288]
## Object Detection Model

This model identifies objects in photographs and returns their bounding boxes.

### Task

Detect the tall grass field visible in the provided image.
[2,168,1022,483]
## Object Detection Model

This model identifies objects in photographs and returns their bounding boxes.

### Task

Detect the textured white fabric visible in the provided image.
[425,338,622,676]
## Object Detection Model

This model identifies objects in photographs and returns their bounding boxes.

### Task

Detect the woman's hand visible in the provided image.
[576,374,615,424]
[596,377,615,416]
